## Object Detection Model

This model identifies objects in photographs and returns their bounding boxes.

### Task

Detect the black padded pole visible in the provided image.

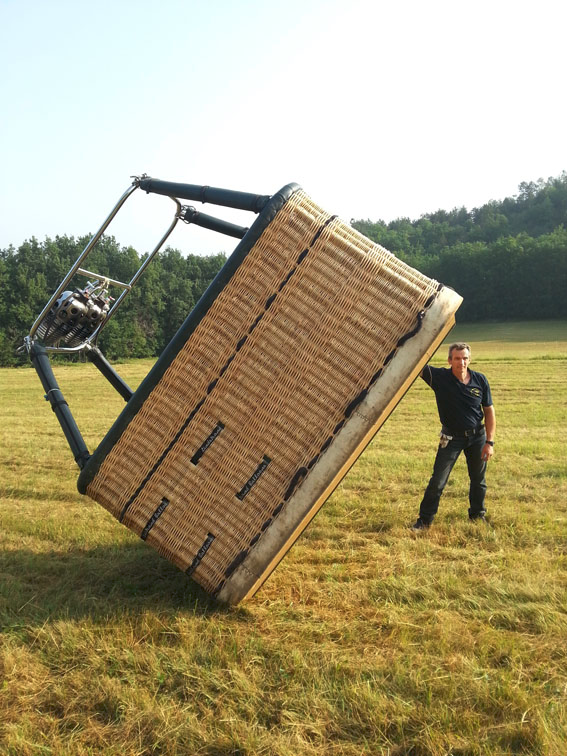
[86,345,133,401]
[182,207,248,239]
[139,177,270,213]
[30,343,91,469]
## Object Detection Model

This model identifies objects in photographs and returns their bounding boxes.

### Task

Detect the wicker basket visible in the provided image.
[78,185,461,603]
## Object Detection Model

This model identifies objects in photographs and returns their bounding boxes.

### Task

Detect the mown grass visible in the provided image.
[1,321,566,755]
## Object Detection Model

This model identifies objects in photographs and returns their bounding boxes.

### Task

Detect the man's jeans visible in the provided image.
[419,430,487,523]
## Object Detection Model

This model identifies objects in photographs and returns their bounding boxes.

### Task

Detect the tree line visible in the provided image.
[351,172,567,322]
[0,235,225,366]
[1,173,565,366]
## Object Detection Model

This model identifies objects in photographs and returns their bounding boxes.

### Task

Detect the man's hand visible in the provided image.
[481,443,494,462]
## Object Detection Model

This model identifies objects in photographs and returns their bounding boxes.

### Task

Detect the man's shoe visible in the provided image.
[469,513,487,522]
[410,517,431,531]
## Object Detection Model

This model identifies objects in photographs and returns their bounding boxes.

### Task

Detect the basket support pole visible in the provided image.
[85,345,133,401]
[30,343,91,469]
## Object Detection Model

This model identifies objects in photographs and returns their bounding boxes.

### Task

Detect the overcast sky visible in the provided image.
[1,0,565,257]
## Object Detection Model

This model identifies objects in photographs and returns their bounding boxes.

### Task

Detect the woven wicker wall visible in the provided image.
[85,190,440,596]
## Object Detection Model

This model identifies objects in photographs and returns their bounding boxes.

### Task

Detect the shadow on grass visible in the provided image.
[0,541,243,626]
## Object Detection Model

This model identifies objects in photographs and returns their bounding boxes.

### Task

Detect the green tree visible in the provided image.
[0,236,226,366]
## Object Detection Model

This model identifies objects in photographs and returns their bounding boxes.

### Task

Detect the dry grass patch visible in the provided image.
[1,321,566,755]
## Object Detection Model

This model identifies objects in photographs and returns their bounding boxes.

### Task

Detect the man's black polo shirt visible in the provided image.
[421,365,493,431]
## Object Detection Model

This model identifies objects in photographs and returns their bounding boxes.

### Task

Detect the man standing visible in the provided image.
[411,342,495,530]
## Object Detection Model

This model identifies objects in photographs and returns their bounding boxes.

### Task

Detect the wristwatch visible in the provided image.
[486,440,494,446]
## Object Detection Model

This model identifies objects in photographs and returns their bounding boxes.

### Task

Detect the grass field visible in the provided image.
[1,321,566,755]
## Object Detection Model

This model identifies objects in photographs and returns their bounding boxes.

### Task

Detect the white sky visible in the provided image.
[1,0,565,257]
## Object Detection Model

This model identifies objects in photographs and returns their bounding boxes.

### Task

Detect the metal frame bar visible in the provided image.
[76,269,131,290]
[27,182,139,346]
[25,183,182,355]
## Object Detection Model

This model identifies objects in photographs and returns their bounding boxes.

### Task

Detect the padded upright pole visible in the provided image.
[181,207,248,239]
[86,345,133,401]
[139,178,270,213]
[30,343,91,469]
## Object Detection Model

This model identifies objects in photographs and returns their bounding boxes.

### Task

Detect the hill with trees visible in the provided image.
[1,173,565,365]
[352,172,567,322]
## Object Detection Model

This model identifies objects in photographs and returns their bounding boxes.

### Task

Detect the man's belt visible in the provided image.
[442,424,484,439]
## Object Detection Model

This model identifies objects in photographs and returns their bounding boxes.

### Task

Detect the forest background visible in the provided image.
[1,172,566,366]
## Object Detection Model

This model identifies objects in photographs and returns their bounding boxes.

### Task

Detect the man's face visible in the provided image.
[448,348,471,376]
